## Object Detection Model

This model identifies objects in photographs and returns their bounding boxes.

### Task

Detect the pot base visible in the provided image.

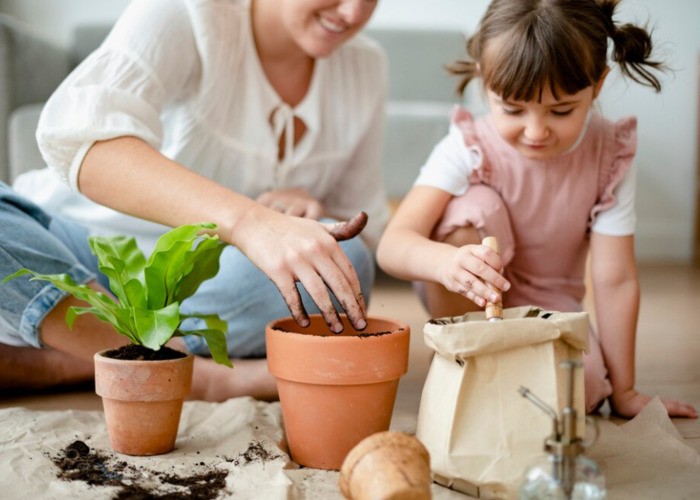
[278,379,400,469]
[101,398,185,456]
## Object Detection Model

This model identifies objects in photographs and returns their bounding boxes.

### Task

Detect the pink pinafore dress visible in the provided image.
[432,107,637,412]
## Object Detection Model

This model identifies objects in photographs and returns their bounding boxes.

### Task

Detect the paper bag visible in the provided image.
[415,306,589,499]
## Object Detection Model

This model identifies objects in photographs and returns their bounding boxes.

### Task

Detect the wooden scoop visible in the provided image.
[482,236,503,321]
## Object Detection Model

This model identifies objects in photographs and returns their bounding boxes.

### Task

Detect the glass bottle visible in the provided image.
[518,361,606,500]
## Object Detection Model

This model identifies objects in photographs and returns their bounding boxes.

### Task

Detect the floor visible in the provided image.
[1,264,698,489]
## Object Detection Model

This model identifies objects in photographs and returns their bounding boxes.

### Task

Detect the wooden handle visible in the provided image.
[482,237,503,320]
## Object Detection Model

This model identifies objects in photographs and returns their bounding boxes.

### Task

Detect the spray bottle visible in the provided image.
[518,360,606,499]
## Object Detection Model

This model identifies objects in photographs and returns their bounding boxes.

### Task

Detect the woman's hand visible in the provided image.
[611,388,698,419]
[256,188,324,219]
[436,243,510,307]
[231,205,368,333]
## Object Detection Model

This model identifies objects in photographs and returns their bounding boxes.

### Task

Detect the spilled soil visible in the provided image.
[49,439,282,499]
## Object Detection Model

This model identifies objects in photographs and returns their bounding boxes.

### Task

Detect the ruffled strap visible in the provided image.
[590,116,637,222]
[449,105,487,185]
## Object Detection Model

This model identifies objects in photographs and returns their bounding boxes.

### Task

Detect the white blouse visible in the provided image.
[17,0,390,253]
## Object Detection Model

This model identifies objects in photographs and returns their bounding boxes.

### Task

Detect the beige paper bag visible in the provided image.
[415,306,589,499]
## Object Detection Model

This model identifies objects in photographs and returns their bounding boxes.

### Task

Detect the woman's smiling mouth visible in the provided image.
[317,15,347,34]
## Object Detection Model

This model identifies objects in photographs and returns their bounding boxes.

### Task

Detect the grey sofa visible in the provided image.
[0,15,466,200]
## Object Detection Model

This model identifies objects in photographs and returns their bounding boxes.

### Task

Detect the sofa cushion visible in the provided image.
[382,101,452,199]
[8,103,44,180]
[364,27,466,102]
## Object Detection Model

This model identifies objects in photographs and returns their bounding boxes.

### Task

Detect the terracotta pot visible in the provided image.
[339,431,432,500]
[266,314,410,470]
[94,349,194,456]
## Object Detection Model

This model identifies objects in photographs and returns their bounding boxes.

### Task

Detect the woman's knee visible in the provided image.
[0,196,98,348]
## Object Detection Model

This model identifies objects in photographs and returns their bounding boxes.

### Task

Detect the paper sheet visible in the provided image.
[0,396,697,499]
[587,397,700,499]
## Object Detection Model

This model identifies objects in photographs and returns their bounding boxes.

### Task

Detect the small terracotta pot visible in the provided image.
[266,314,410,470]
[94,349,194,456]
[339,431,432,500]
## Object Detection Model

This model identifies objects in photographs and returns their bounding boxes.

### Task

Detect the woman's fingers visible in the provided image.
[327,251,367,329]
[276,278,310,328]
[256,189,325,220]
[290,249,366,333]
[293,263,344,333]
[322,212,368,241]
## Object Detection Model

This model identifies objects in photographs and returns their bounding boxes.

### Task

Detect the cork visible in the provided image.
[339,431,432,500]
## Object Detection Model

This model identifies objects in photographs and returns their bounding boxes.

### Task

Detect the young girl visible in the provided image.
[377,0,697,419]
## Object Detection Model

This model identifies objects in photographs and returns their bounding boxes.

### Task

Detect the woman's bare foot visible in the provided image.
[166,337,278,402]
[189,356,278,402]
[0,343,94,391]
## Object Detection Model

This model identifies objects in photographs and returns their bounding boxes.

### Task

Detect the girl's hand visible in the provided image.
[256,188,324,220]
[611,388,698,419]
[437,243,510,307]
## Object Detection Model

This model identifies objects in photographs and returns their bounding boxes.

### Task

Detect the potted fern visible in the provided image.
[3,222,231,456]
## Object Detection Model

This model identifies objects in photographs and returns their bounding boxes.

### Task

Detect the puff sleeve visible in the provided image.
[35,0,200,190]
[590,116,638,235]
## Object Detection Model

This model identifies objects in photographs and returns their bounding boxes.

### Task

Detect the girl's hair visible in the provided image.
[449,0,665,100]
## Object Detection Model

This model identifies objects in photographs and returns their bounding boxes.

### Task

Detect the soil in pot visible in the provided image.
[102,344,186,361]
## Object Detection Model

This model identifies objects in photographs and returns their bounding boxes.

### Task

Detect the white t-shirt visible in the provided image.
[16,0,390,253]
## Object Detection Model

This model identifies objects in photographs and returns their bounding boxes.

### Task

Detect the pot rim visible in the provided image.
[94,348,194,401]
[266,314,410,385]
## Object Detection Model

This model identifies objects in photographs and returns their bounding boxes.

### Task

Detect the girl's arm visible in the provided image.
[376,185,508,307]
[589,233,697,418]
[78,137,368,335]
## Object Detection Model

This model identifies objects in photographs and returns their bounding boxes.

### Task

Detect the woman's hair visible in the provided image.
[449,0,665,100]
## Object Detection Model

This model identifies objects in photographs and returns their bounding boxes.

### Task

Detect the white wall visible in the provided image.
[1,0,697,262]
[0,0,130,46]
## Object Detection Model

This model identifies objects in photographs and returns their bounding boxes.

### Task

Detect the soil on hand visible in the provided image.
[103,344,186,361]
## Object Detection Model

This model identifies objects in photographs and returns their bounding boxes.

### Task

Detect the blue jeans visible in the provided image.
[0,182,375,357]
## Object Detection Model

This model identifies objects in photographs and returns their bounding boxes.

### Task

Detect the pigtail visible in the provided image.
[446,35,480,97]
[599,0,666,92]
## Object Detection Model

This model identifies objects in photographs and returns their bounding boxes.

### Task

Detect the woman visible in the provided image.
[0,0,389,401]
